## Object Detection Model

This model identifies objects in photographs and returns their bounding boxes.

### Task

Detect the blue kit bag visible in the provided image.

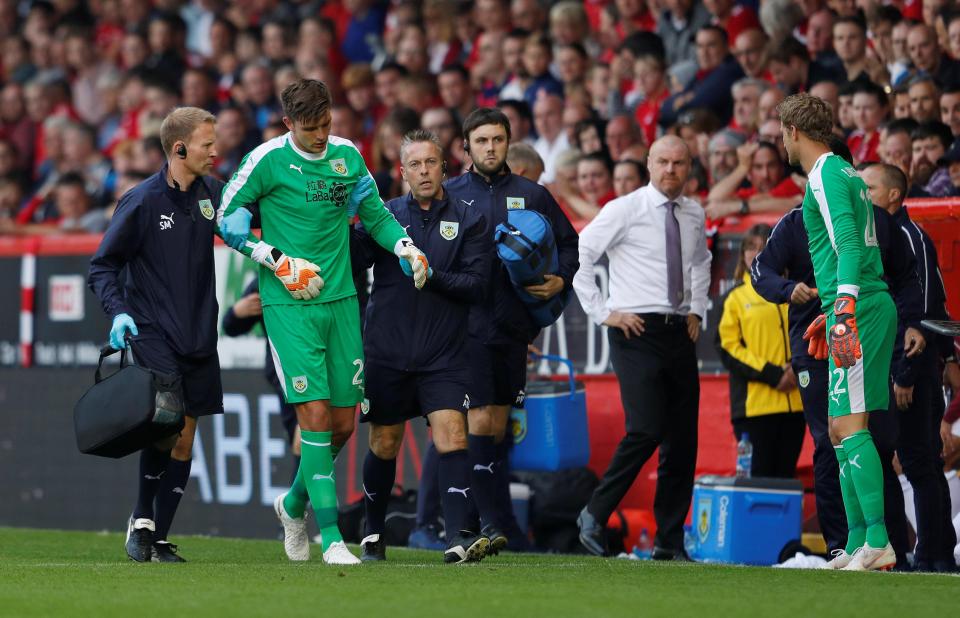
[493,209,571,328]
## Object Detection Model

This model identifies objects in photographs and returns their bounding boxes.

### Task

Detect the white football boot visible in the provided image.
[274,492,310,561]
[323,541,362,565]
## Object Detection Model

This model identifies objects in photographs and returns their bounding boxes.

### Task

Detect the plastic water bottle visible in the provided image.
[632,528,653,560]
[736,432,753,479]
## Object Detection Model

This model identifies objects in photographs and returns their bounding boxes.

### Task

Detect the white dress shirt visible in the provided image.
[534,132,570,184]
[573,183,712,325]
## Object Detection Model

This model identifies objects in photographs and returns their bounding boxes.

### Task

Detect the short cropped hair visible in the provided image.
[280,79,332,123]
[159,106,216,156]
[863,162,908,203]
[506,142,544,172]
[399,129,443,164]
[777,93,834,144]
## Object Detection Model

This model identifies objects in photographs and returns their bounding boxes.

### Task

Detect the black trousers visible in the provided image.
[795,360,908,561]
[902,356,958,563]
[587,319,699,552]
[732,413,806,479]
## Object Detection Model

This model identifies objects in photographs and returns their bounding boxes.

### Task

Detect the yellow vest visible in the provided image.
[717,274,803,419]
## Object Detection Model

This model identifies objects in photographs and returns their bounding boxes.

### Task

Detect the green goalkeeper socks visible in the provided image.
[299,430,343,550]
[834,444,866,553]
[283,439,343,518]
[842,430,889,549]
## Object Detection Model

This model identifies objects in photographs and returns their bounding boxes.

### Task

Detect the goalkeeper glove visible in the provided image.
[802,314,828,360]
[272,253,324,300]
[396,240,429,289]
[347,176,375,219]
[109,313,138,350]
[221,207,252,251]
[829,296,861,368]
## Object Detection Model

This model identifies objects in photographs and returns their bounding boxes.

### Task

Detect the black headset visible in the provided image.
[462,141,469,153]
[176,143,187,159]
[441,160,447,174]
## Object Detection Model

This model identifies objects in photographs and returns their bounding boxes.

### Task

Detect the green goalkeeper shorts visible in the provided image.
[826,292,896,417]
[263,296,364,406]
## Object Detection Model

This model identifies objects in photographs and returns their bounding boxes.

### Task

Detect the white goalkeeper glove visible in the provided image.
[396,239,429,290]
[272,253,324,300]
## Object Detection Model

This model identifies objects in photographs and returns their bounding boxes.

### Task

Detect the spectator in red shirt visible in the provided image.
[569,152,616,221]
[848,81,887,166]
[705,141,801,218]
[632,54,669,147]
[705,0,760,46]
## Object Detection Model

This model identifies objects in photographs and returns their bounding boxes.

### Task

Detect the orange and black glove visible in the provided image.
[829,296,862,368]
[802,314,829,360]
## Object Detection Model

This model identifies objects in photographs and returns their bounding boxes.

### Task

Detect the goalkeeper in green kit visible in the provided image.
[217,79,430,565]
[779,93,897,572]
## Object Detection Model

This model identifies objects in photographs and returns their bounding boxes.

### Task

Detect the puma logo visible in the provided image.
[144,472,164,480]
[172,487,184,495]
[849,454,861,470]
[159,213,174,230]
[312,472,335,482]
[461,199,474,206]
[447,487,470,498]
[472,462,495,474]
[290,163,303,174]
[362,484,376,501]
[839,463,846,478]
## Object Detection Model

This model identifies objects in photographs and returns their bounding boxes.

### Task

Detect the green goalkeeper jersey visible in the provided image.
[802,152,888,311]
[218,133,408,307]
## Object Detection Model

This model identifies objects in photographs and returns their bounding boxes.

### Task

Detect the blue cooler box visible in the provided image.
[510,356,590,471]
[691,475,803,566]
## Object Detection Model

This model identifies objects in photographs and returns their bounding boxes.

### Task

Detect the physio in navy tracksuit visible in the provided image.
[753,195,923,564]
[864,163,958,572]
[444,108,579,550]
[88,108,224,564]
[350,129,495,564]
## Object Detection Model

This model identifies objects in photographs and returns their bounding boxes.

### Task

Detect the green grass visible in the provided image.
[0,527,954,618]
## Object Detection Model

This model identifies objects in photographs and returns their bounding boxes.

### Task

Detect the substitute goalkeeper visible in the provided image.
[217,79,429,565]
[780,93,897,572]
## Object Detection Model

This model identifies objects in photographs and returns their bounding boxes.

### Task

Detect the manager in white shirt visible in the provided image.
[573,135,712,559]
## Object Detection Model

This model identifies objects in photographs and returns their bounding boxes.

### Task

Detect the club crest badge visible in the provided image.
[440,221,459,240]
[360,398,370,415]
[292,376,308,394]
[798,370,810,389]
[198,199,215,220]
[330,158,348,176]
[510,408,527,444]
[697,496,712,543]
[506,197,525,210]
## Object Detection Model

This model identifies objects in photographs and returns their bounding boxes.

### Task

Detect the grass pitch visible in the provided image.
[0,527,953,618]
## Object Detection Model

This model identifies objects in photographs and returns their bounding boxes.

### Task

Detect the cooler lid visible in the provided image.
[695,475,803,491]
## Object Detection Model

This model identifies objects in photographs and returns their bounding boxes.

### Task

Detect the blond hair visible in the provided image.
[776,93,834,145]
[159,107,216,156]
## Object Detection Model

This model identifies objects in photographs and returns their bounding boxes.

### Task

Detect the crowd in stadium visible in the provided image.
[4,0,960,233]
[3,0,960,571]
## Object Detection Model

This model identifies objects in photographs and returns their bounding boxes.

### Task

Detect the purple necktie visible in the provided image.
[664,201,683,310]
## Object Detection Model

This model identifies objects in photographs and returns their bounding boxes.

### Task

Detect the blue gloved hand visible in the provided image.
[110,313,138,350]
[347,176,375,219]
[220,207,253,250]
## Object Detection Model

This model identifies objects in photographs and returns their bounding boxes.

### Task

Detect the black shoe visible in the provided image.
[152,541,186,563]
[360,534,386,562]
[125,516,155,562]
[481,524,508,556]
[912,559,934,572]
[651,546,691,562]
[577,507,608,557]
[934,559,958,573]
[444,531,490,564]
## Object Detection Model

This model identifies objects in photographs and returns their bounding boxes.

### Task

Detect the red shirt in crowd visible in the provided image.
[847,131,881,166]
[713,6,760,48]
[635,89,670,147]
